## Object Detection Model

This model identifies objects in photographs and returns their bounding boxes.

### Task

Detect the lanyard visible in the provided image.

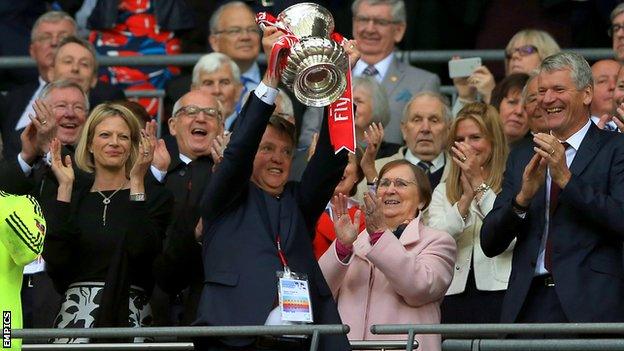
[253,187,291,274]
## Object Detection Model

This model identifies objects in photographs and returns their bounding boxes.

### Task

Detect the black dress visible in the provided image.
[43,179,173,342]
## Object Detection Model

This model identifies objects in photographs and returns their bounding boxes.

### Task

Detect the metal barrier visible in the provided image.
[0,48,614,68]
[14,325,348,351]
[21,340,416,351]
[371,323,624,351]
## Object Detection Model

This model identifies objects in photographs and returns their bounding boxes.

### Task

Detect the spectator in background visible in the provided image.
[0,11,76,160]
[166,2,263,123]
[590,59,620,131]
[313,152,366,259]
[209,1,262,96]
[453,29,560,115]
[1,15,126,162]
[428,102,510,324]
[491,73,530,147]
[522,70,549,134]
[610,3,624,63]
[355,92,451,199]
[352,76,391,149]
[87,0,194,117]
[351,0,440,157]
[152,90,226,327]
[44,103,172,343]
[319,160,455,351]
[0,80,89,330]
[190,53,243,131]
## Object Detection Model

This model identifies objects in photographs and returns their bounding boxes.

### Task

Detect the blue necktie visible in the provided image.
[362,65,378,77]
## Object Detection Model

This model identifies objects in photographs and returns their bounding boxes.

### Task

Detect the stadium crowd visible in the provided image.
[1,1,624,351]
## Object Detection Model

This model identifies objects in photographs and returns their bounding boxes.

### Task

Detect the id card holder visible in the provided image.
[276,269,314,323]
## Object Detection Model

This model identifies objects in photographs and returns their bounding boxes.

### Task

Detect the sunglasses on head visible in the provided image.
[505,45,538,59]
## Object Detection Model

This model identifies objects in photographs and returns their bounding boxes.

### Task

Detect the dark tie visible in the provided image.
[544,142,571,272]
[362,65,378,77]
[417,161,433,174]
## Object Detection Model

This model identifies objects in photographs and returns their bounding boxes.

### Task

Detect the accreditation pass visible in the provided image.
[277,272,313,323]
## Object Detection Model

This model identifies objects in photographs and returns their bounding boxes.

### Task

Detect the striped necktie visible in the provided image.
[362,65,378,76]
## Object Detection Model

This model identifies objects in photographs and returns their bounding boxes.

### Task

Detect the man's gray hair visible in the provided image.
[352,76,390,127]
[402,91,452,124]
[31,11,76,42]
[38,79,90,111]
[521,69,540,103]
[191,52,241,87]
[351,0,406,23]
[611,3,624,22]
[209,1,252,34]
[539,52,593,90]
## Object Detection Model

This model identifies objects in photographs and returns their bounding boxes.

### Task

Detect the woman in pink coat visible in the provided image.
[319,159,456,351]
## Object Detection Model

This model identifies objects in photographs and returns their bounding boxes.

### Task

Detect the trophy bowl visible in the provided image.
[276,3,349,107]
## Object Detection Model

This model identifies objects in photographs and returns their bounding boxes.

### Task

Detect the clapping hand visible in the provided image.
[360,123,384,182]
[50,138,74,202]
[332,193,361,247]
[362,191,387,235]
[451,141,485,190]
[130,122,156,181]
[20,100,56,164]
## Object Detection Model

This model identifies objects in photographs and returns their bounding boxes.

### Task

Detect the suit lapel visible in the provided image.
[382,57,404,96]
[569,124,602,177]
[279,190,295,248]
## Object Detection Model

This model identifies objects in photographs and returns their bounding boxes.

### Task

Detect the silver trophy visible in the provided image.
[275,3,349,107]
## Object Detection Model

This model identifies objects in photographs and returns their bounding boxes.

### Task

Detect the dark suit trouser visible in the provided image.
[194,336,310,351]
[21,272,62,342]
[513,275,568,339]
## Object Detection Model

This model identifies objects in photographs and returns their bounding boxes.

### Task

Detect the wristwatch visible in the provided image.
[129,193,146,202]
[367,177,378,186]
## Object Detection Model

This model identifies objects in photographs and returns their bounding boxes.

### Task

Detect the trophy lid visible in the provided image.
[277,2,335,39]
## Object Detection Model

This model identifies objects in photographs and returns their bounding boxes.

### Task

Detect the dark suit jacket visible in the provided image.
[195,92,350,350]
[481,123,624,323]
[152,146,215,327]
[0,81,39,160]
[0,80,125,160]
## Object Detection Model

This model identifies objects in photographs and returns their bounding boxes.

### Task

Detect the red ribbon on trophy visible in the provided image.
[256,13,356,154]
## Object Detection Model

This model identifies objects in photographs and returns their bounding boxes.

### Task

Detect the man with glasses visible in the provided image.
[0,79,89,330]
[151,89,225,327]
[1,13,125,161]
[351,0,440,158]
[166,2,261,122]
[610,3,624,63]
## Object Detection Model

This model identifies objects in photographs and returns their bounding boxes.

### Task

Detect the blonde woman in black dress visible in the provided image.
[44,102,172,342]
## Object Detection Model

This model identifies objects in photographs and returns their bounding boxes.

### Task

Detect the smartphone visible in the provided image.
[448,57,482,79]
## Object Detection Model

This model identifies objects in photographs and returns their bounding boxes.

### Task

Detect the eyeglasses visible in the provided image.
[175,105,222,121]
[505,45,538,59]
[33,33,70,45]
[608,23,624,37]
[353,15,399,27]
[377,177,417,189]
[52,102,87,115]
[214,27,262,37]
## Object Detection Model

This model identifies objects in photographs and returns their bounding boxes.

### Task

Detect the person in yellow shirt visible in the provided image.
[0,191,46,350]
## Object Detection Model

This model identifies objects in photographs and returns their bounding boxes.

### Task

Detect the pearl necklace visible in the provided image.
[94,183,126,226]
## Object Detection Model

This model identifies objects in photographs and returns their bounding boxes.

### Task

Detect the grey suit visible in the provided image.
[297,56,440,151]
[380,57,440,146]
